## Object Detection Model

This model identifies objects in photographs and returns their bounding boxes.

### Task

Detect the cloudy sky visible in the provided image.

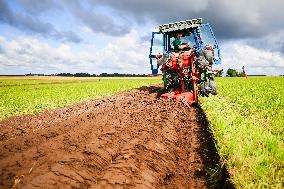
[0,0,283,75]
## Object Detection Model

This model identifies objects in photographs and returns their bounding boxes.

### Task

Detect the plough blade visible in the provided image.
[161,91,197,107]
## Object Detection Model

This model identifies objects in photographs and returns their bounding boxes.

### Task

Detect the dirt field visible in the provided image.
[0,86,231,189]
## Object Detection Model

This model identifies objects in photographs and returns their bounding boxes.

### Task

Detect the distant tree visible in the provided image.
[100,73,108,77]
[57,73,73,76]
[54,72,147,77]
[74,73,90,77]
[226,68,239,77]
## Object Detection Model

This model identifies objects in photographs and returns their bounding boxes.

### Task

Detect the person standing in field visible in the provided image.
[242,65,248,79]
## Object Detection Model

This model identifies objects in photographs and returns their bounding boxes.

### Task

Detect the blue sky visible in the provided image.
[0,0,284,75]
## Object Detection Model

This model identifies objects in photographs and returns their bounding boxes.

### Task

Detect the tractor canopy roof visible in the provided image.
[158,18,202,34]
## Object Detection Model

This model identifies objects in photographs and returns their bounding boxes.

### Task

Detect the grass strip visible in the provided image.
[201,77,284,188]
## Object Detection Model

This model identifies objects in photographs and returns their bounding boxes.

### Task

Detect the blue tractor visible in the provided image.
[149,18,222,105]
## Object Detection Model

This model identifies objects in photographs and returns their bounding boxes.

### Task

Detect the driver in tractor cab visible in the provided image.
[172,33,190,51]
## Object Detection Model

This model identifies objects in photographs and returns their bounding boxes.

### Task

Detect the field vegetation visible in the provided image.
[0,77,161,120]
[1,76,283,188]
[201,76,284,188]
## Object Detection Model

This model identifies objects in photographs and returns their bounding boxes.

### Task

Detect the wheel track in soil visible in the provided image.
[0,86,231,189]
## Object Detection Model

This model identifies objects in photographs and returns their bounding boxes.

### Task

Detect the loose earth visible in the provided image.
[0,86,227,189]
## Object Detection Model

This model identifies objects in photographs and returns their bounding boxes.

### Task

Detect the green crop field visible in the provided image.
[1,76,283,188]
[0,78,94,86]
[0,77,161,120]
[201,76,284,188]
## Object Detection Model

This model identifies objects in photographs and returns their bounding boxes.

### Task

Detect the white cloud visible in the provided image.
[0,31,151,75]
[1,32,284,76]
[217,41,284,76]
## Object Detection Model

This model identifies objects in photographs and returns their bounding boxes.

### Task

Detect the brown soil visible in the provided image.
[0,86,231,189]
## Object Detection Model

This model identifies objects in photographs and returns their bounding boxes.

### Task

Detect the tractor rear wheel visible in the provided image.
[200,82,209,97]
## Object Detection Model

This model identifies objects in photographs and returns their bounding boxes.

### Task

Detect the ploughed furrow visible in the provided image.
[0,86,222,189]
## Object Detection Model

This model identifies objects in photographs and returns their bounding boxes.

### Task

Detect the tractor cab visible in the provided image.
[149,18,221,74]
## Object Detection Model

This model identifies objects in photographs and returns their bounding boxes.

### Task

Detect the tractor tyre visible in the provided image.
[200,82,209,97]
[209,80,217,95]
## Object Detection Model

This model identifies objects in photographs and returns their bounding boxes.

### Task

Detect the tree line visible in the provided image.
[24,68,267,77]
[25,72,149,77]
[226,68,247,77]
